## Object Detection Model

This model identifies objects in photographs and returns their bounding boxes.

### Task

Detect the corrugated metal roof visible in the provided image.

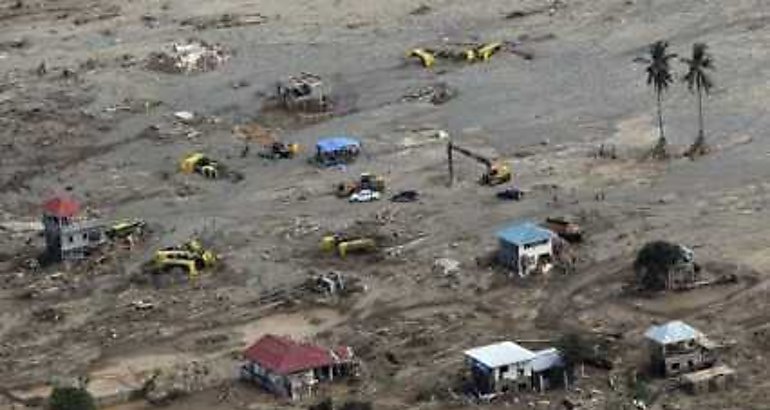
[644,321,702,345]
[532,348,564,372]
[316,137,360,153]
[464,341,536,368]
[496,222,552,246]
[244,334,353,375]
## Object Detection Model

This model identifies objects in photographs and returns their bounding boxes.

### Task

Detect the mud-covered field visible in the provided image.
[1,0,770,409]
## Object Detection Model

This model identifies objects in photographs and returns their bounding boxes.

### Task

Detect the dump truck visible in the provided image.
[542,217,583,242]
[447,142,511,186]
[179,153,243,182]
[321,235,376,257]
[336,173,386,198]
[148,239,217,280]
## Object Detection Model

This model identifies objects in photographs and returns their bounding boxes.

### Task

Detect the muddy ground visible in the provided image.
[1,0,770,409]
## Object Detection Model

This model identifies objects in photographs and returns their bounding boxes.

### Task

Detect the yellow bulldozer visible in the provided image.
[180,153,244,182]
[335,173,386,198]
[148,239,217,281]
[321,234,376,257]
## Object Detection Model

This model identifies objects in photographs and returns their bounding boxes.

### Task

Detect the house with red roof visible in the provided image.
[42,195,106,261]
[241,334,356,400]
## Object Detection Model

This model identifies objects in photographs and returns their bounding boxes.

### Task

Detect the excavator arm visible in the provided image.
[447,142,511,186]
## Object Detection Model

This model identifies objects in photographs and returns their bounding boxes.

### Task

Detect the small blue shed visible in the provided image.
[496,221,553,275]
[315,136,361,166]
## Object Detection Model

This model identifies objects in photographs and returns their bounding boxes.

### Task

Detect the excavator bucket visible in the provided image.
[408,48,435,68]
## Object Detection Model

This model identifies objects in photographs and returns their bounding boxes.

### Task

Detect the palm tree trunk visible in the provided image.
[696,85,704,147]
[653,90,666,158]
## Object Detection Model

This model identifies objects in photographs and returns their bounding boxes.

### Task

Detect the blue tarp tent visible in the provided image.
[315,136,361,166]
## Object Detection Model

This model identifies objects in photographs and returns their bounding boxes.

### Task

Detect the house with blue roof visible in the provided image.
[644,321,717,376]
[496,221,554,277]
[314,136,361,166]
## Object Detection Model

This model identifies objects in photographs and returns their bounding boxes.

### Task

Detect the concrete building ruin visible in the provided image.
[42,196,105,261]
[644,321,717,377]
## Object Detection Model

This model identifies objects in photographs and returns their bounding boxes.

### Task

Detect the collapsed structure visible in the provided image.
[464,341,568,395]
[146,40,229,74]
[241,335,356,400]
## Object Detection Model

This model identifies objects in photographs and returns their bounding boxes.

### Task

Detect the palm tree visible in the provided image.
[645,41,677,158]
[682,43,715,157]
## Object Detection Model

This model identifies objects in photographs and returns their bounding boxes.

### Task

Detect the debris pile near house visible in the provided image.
[402,82,456,105]
[140,360,228,405]
[146,40,229,74]
[681,364,735,395]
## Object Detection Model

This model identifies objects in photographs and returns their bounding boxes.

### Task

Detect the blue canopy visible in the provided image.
[316,137,360,153]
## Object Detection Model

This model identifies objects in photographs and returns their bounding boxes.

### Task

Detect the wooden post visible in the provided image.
[447,142,454,187]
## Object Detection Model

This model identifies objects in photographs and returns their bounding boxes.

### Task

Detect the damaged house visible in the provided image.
[645,321,717,376]
[42,196,105,261]
[241,334,356,400]
[496,222,554,277]
[464,341,568,396]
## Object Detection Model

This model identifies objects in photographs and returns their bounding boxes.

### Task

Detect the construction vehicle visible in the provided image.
[276,72,331,112]
[148,239,217,279]
[105,219,146,240]
[335,173,386,198]
[321,234,376,258]
[409,42,504,67]
[542,217,583,242]
[408,48,436,68]
[259,141,301,159]
[179,153,243,182]
[447,141,511,186]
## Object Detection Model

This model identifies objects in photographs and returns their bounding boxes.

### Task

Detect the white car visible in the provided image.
[349,189,381,203]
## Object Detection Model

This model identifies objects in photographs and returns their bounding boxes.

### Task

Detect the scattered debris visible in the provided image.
[174,111,195,122]
[409,5,432,16]
[146,40,229,74]
[402,82,456,105]
[180,13,267,30]
[390,190,419,203]
[433,258,460,276]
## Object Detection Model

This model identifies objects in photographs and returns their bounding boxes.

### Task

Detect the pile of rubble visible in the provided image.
[402,82,456,105]
[145,40,229,74]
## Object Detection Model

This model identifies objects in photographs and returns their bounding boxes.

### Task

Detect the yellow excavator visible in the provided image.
[447,141,511,186]
[149,239,217,280]
[321,234,376,257]
[335,173,386,198]
[409,42,504,67]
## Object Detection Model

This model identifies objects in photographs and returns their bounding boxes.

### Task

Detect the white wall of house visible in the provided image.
[494,360,533,383]
[518,240,553,274]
